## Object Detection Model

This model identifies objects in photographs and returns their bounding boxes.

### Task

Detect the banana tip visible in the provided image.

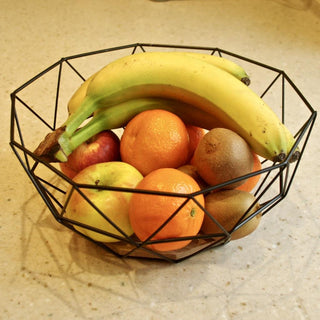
[241,77,250,86]
[273,152,286,163]
[289,150,300,163]
[273,150,300,163]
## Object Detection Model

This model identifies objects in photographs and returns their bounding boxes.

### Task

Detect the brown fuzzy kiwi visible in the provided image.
[201,189,261,240]
[193,128,254,189]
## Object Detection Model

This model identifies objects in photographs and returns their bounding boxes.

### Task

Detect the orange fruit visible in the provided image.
[129,168,205,252]
[120,109,190,176]
[186,125,206,162]
[236,152,262,192]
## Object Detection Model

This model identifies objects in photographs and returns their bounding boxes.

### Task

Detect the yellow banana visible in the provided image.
[282,123,300,162]
[55,98,223,159]
[173,51,250,85]
[66,51,250,115]
[67,72,98,115]
[58,51,295,163]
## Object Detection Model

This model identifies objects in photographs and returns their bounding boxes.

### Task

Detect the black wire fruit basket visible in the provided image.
[10,43,317,263]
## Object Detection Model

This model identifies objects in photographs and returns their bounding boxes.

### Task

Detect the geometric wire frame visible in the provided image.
[9,43,317,262]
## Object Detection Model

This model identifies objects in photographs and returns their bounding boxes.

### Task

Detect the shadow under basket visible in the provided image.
[9,43,317,263]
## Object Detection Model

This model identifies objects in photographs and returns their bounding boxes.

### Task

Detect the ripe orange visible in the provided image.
[129,168,205,252]
[236,152,262,192]
[120,109,190,176]
[186,125,207,162]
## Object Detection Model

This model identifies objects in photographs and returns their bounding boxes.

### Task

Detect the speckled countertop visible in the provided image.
[1,0,319,319]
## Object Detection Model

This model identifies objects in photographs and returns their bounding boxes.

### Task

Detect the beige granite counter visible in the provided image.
[1,0,319,319]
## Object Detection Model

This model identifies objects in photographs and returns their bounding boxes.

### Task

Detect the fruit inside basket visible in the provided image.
[9,43,316,262]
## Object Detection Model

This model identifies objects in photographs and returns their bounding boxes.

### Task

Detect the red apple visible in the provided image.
[64,161,143,242]
[60,130,120,179]
[60,162,78,179]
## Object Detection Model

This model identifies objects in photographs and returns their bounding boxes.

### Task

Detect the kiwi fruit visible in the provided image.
[192,128,254,189]
[201,189,261,240]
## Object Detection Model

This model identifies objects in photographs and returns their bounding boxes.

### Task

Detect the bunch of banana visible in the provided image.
[34,51,298,163]
[62,52,250,157]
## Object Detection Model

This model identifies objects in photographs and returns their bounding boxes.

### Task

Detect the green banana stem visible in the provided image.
[69,106,131,151]
[65,111,111,154]
[55,110,114,162]
[63,96,100,137]
[54,96,102,161]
